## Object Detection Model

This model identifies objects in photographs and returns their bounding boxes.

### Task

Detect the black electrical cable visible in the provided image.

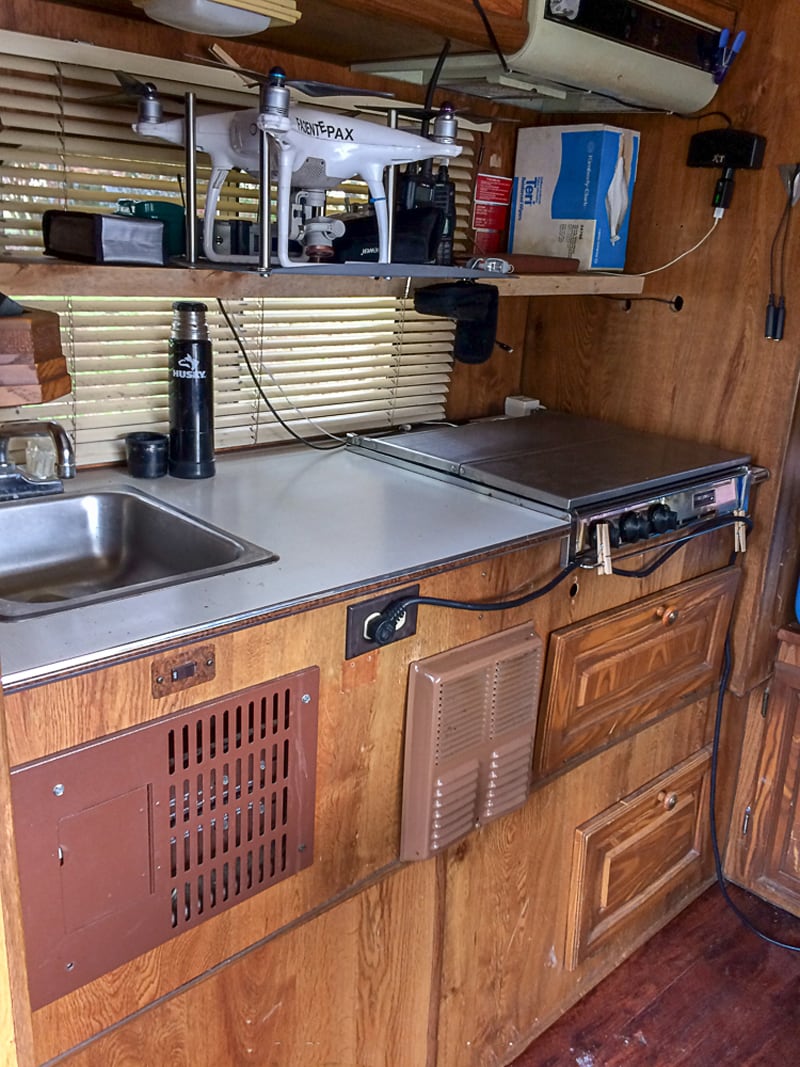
[367,559,582,645]
[217,298,344,453]
[709,632,800,952]
[676,109,734,127]
[766,164,799,340]
[368,515,748,645]
[471,0,511,74]
[777,165,800,322]
[611,515,751,579]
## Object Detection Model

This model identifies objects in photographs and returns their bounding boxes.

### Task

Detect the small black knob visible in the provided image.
[648,503,678,534]
[619,511,642,543]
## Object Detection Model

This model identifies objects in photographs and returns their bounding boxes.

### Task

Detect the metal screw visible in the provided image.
[206,658,214,667]
[298,843,306,851]
[301,693,311,704]
[52,783,65,797]
[65,962,74,972]
[156,675,165,685]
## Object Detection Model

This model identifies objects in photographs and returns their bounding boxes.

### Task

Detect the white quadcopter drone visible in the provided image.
[129,66,462,268]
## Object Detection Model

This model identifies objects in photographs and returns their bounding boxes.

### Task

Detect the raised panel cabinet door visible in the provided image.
[536,568,739,776]
[749,663,800,912]
[565,747,713,969]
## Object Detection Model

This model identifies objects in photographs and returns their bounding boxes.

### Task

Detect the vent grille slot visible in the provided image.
[401,623,543,861]
[11,669,319,1010]
[165,689,300,933]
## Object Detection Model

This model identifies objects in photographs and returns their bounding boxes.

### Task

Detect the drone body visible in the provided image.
[133,78,462,267]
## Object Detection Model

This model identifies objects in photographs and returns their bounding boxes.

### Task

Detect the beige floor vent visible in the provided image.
[400,622,544,861]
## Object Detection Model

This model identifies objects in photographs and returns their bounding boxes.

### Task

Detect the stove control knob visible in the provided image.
[648,502,679,534]
[619,510,644,542]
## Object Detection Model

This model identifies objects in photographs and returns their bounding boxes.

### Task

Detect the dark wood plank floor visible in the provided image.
[509,884,800,1067]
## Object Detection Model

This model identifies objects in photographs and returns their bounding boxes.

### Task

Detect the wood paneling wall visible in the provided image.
[520,0,800,695]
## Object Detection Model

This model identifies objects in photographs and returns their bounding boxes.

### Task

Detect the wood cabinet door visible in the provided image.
[746,664,800,912]
[565,747,713,969]
[536,568,739,776]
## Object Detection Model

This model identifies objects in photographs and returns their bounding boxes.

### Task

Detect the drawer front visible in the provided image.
[536,568,738,776]
[565,748,712,970]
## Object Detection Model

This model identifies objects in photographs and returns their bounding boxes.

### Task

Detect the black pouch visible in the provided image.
[332,206,444,264]
[413,281,498,364]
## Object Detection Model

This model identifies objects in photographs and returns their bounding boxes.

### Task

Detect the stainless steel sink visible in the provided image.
[0,486,277,618]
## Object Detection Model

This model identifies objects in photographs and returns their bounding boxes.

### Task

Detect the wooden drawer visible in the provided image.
[565,748,713,969]
[535,568,738,776]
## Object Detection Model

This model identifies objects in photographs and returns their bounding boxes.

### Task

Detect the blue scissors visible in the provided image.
[714,28,746,84]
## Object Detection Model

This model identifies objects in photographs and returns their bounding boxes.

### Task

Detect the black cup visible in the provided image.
[125,432,169,478]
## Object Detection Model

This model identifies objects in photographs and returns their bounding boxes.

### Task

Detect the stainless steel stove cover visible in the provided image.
[349,413,752,510]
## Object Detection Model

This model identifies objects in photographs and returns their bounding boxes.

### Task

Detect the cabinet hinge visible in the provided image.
[761,687,770,718]
[741,804,752,835]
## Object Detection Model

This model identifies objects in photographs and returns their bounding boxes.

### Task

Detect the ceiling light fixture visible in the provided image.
[134,0,272,37]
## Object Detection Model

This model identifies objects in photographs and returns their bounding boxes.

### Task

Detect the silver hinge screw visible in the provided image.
[52,783,65,797]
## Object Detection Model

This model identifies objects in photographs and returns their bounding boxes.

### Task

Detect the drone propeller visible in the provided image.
[114,70,159,101]
[188,47,396,101]
[365,103,516,127]
[109,70,164,123]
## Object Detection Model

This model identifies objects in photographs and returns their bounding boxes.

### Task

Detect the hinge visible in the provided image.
[741,804,752,835]
[761,687,770,718]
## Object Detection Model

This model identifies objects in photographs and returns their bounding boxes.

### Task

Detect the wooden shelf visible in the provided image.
[0,259,645,300]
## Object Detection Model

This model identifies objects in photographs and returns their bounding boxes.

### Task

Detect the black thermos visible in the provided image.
[168,301,215,479]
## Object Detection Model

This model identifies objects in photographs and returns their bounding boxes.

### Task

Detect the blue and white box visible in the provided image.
[509,124,640,271]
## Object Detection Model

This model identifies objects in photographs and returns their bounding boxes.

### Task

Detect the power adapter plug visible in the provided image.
[687,129,766,170]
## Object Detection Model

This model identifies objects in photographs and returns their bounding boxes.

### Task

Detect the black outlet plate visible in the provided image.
[345,585,420,660]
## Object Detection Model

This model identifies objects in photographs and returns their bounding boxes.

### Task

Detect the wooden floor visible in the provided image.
[509,883,800,1067]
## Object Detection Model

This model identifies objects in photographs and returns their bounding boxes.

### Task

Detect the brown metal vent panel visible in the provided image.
[11,669,319,1010]
[401,623,543,861]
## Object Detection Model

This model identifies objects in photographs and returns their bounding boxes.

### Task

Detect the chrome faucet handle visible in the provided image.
[0,420,76,479]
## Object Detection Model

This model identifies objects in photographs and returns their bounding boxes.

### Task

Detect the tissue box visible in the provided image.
[509,124,640,271]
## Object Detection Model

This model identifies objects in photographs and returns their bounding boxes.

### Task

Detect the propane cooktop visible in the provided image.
[347,412,762,565]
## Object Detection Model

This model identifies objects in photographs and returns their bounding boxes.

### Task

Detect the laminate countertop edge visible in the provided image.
[0,443,569,687]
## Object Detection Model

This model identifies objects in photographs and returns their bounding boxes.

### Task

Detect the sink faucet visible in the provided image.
[0,421,76,500]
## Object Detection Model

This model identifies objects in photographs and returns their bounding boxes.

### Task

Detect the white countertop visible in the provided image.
[0,444,569,687]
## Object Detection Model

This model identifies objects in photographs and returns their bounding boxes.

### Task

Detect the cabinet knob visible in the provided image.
[656,606,679,626]
[658,790,679,811]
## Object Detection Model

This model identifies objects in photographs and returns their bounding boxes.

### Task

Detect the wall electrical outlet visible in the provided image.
[344,585,419,659]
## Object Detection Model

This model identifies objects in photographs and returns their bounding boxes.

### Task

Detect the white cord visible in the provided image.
[633,217,721,277]
[252,358,348,444]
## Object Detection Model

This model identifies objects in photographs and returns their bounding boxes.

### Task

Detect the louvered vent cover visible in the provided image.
[400,623,543,861]
[11,669,319,1010]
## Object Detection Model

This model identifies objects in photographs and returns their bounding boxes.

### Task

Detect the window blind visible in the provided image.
[15,294,455,465]
[0,33,473,465]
